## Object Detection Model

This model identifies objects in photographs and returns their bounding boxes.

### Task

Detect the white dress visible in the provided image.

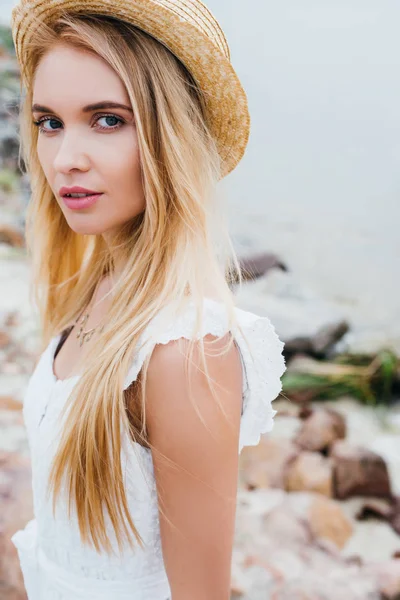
[11,298,286,599]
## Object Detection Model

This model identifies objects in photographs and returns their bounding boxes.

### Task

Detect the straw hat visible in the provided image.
[10,0,250,178]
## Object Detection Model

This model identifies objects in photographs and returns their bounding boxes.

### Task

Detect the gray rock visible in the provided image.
[234,270,350,357]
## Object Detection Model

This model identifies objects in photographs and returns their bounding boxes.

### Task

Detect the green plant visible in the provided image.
[282,349,399,406]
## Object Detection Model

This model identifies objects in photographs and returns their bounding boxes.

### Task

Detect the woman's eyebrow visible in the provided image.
[31,101,133,113]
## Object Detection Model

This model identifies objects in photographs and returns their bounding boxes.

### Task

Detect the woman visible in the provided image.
[10,1,286,598]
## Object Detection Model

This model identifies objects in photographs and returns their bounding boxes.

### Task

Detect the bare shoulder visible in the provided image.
[145,332,243,453]
[144,332,243,598]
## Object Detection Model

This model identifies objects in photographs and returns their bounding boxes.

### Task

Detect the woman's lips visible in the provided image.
[62,193,103,210]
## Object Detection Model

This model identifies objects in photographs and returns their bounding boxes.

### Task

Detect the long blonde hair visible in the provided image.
[18,13,244,555]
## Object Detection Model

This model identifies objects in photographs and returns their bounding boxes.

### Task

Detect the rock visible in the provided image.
[294,407,346,452]
[236,252,287,282]
[340,497,400,563]
[369,435,400,497]
[285,319,350,356]
[283,492,353,550]
[312,320,350,355]
[331,441,392,500]
[356,499,393,522]
[239,437,299,490]
[285,452,333,497]
[308,494,353,550]
[298,405,313,420]
[234,269,349,359]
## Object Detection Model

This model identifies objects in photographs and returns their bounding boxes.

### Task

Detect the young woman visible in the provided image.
[10,1,286,598]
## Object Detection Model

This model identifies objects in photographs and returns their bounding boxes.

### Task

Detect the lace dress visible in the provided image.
[11,298,286,599]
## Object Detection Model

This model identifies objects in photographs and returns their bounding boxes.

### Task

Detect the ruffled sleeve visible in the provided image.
[123,298,286,454]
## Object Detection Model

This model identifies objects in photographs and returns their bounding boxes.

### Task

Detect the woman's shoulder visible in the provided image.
[123,296,287,453]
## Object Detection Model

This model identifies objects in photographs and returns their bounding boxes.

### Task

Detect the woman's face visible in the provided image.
[32,43,145,236]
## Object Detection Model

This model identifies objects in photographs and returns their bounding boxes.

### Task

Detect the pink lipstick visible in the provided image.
[59,186,103,210]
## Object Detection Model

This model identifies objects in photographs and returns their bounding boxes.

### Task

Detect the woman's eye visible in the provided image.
[33,113,124,134]
[95,115,124,130]
[34,117,62,132]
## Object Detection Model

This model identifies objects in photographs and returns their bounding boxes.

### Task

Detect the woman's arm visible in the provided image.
[145,333,243,600]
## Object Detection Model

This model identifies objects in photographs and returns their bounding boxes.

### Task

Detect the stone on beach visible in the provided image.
[239,437,299,490]
[331,440,392,500]
[285,451,333,497]
[294,407,346,452]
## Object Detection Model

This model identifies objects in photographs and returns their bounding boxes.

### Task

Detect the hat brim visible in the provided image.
[11,0,250,178]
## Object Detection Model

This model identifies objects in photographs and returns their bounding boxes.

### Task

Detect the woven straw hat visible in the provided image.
[10,0,250,178]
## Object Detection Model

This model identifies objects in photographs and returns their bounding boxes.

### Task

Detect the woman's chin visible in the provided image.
[64,218,109,236]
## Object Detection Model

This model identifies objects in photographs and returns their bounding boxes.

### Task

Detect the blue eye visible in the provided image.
[97,115,121,128]
[95,114,125,131]
[32,113,125,134]
[33,117,62,132]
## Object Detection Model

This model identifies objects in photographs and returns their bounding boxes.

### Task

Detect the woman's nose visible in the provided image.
[53,131,91,173]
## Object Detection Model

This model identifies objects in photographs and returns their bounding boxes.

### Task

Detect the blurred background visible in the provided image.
[1,1,400,598]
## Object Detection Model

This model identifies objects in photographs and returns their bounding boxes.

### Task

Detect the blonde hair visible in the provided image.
[18,13,245,555]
